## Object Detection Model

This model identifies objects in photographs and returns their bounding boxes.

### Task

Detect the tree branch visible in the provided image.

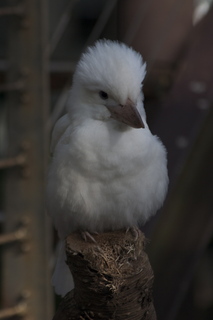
[53,229,156,320]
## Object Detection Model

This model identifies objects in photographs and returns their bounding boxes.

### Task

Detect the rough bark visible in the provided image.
[53,229,157,320]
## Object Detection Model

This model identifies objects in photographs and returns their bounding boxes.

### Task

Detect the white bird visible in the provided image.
[46,40,168,296]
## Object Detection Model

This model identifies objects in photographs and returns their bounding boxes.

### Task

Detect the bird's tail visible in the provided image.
[52,240,74,296]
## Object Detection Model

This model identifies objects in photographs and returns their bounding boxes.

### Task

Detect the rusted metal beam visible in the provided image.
[0,153,26,169]
[0,80,25,92]
[2,0,53,319]
[0,227,27,246]
[0,302,27,319]
[0,6,24,16]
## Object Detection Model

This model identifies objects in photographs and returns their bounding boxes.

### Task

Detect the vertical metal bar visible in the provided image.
[2,0,53,319]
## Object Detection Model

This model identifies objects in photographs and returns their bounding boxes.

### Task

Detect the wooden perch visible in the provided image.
[53,229,157,320]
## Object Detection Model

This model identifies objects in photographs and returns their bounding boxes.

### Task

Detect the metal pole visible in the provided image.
[2,0,53,319]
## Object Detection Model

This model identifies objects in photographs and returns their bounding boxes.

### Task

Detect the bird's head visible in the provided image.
[68,40,146,129]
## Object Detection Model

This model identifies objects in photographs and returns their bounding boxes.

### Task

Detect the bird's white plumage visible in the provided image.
[46,40,168,296]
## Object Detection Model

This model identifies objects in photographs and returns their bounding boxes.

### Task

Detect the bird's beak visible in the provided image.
[107,98,145,129]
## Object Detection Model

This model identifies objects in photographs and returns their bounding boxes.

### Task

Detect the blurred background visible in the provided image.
[0,0,213,319]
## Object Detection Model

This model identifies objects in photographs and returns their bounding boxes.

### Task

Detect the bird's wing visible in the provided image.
[50,114,70,154]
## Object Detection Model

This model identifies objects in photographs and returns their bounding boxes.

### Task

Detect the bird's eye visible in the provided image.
[99,91,108,100]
